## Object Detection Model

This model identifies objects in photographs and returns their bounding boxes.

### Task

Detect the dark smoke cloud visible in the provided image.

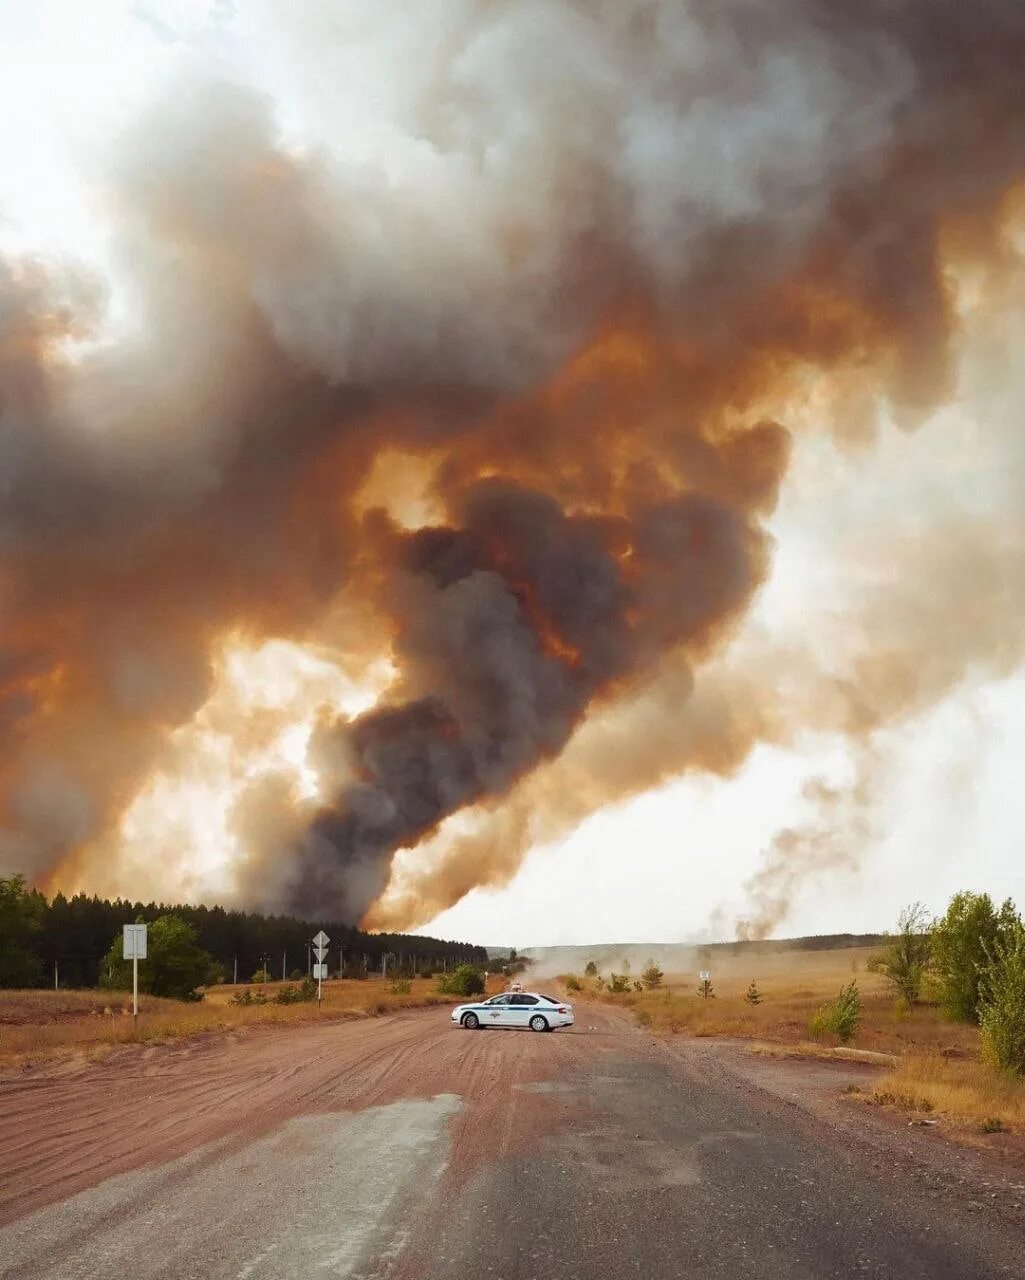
[2,2,1025,925]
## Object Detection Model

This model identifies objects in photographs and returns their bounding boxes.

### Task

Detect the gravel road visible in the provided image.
[1,1004,1021,1278]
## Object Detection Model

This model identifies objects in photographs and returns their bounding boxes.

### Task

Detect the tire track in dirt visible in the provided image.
[0,1003,632,1226]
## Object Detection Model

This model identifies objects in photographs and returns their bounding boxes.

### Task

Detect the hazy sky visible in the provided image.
[2,2,1023,946]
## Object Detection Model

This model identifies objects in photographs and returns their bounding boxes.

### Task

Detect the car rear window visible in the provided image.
[539,995,560,1005]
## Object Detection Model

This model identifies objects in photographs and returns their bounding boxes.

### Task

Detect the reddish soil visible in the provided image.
[0,1002,630,1226]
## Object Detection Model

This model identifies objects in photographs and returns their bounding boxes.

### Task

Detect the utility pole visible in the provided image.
[54,959,58,990]
[282,950,286,982]
[233,953,238,985]
[307,942,312,976]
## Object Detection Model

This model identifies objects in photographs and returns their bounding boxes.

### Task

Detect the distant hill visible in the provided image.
[513,933,887,978]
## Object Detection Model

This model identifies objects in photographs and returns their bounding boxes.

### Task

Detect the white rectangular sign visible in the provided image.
[699,970,711,981]
[313,963,328,980]
[124,924,148,960]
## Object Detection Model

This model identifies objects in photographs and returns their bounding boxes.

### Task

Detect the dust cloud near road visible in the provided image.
[0,1006,1021,1279]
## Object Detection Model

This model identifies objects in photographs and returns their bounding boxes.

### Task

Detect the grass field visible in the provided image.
[0,977,475,1070]
[565,944,1024,1134]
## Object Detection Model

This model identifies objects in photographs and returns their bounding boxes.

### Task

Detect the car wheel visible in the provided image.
[529,1014,549,1033]
[462,1012,480,1030]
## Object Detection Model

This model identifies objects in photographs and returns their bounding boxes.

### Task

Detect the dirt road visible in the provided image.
[1,1005,1022,1278]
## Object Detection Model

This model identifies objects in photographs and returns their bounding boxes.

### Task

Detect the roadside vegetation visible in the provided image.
[0,976,471,1070]
[566,891,1025,1138]
[0,872,496,1070]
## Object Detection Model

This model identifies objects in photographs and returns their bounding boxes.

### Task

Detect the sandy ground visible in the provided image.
[1,1004,1023,1278]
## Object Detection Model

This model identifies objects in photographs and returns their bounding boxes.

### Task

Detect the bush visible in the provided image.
[641,961,664,990]
[388,979,412,995]
[436,965,485,997]
[250,968,271,984]
[744,981,763,1006]
[564,975,582,992]
[230,988,267,1006]
[809,980,861,1044]
[275,977,317,1004]
[607,973,630,994]
[876,903,932,1008]
[101,915,220,1001]
[584,961,598,977]
[979,922,1025,1075]
[932,892,1019,1023]
[697,979,715,999]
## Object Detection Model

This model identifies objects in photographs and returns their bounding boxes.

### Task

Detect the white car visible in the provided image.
[451,991,574,1032]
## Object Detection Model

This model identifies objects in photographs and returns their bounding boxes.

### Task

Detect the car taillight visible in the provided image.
[556,1006,567,1013]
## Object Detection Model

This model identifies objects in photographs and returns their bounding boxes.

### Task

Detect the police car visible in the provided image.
[451,991,574,1032]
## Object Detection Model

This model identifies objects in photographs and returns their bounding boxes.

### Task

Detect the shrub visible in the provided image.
[809,980,861,1044]
[436,965,485,997]
[978,922,1025,1075]
[635,1008,652,1027]
[932,892,1019,1023]
[250,968,271,985]
[697,978,715,999]
[641,961,664,990]
[607,973,630,994]
[230,988,267,1006]
[101,915,220,1001]
[275,977,317,1005]
[564,975,582,992]
[876,903,931,1008]
[744,981,763,1006]
[584,961,598,977]
[388,979,412,995]
[633,981,644,992]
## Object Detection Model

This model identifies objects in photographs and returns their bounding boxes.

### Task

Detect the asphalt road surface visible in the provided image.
[1,1004,1022,1279]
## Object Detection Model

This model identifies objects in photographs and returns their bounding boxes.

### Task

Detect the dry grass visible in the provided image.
[0,977,469,1070]
[560,944,1025,1134]
[871,1054,1025,1132]
[581,948,977,1057]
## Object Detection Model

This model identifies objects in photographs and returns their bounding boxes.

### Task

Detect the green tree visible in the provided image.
[437,964,485,997]
[809,980,861,1044]
[0,875,42,988]
[101,915,220,1001]
[584,960,598,977]
[932,892,1019,1023]
[641,960,664,990]
[876,903,932,1008]
[979,920,1025,1076]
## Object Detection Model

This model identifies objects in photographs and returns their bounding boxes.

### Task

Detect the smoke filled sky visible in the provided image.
[2,1,1025,945]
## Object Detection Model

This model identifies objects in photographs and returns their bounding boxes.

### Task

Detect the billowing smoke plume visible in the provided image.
[2,2,1025,926]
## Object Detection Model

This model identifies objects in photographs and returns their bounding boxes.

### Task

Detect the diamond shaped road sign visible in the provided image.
[313,930,330,949]
[313,945,327,962]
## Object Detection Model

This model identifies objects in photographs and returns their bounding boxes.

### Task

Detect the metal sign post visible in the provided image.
[312,931,330,1004]
[123,924,148,1022]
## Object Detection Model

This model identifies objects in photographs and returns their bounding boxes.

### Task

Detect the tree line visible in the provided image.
[0,874,487,991]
